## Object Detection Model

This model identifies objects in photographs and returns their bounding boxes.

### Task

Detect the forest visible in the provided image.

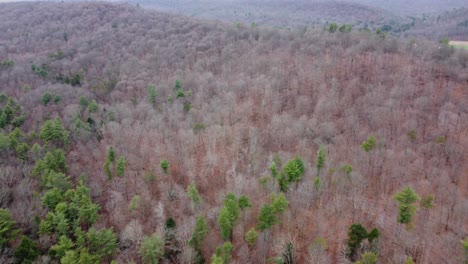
[0,1,467,264]
[130,0,468,40]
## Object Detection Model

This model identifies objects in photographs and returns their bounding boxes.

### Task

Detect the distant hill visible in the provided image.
[129,0,468,39]
[130,0,406,28]
[404,7,468,41]
[349,0,467,16]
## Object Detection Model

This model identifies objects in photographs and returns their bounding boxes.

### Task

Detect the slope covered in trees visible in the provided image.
[130,0,468,39]
[0,2,467,263]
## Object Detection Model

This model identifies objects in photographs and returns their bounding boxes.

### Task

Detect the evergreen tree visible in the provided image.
[32,149,68,177]
[15,236,39,264]
[174,79,182,90]
[187,182,201,208]
[271,193,288,215]
[258,204,277,231]
[50,235,75,259]
[79,96,89,109]
[40,118,69,146]
[354,251,378,264]
[270,161,278,179]
[245,228,258,247]
[160,159,169,174]
[140,234,164,264]
[86,227,118,259]
[214,242,233,264]
[211,254,223,264]
[217,193,239,241]
[361,135,376,152]
[316,145,326,176]
[328,23,338,33]
[0,209,20,247]
[347,223,368,261]
[107,146,116,163]
[283,157,305,189]
[41,92,53,106]
[394,186,420,225]
[88,100,99,113]
[148,84,158,107]
[189,215,209,264]
[104,159,112,180]
[116,156,126,177]
[238,195,251,229]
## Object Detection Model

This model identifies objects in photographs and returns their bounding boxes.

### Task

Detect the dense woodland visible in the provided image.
[131,0,468,40]
[0,2,467,264]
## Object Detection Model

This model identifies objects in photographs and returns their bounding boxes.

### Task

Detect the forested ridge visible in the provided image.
[0,2,467,263]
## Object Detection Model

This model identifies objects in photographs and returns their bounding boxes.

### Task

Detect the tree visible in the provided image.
[42,188,64,209]
[79,96,89,108]
[347,223,368,261]
[160,159,169,174]
[88,100,98,113]
[50,235,75,259]
[86,227,118,259]
[116,156,126,177]
[361,135,376,152]
[367,228,380,244]
[461,238,468,264]
[177,89,185,98]
[41,92,53,106]
[238,195,251,229]
[313,177,321,191]
[128,195,142,212]
[105,146,116,180]
[328,23,338,33]
[0,209,20,247]
[270,161,279,180]
[148,85,158,107]
[271,193,288,216]
[189,215,209,263]
[257,204,277,232]
[341,164,353,175]
[394,187,420,225]
[211,254,223,264]
[257,203,277,262]
[15,236,39,264]
[316,145,326,176]
[217,193,239,241]
[339,24,352,33]
[32,149,68,177]
[283,157,305,189]
[213,242,233,264]
[140,234,164,264]
[40,118,69,146]
[174,79,182,90]
[187,182,201,208]
[107,146,116,163]
[420,195,435,209]
[245,228,258,247]
[367,227,380,252]
[354,252,378,264]
[104,159,112,180]
[404,257,415,264]
[61,248,100,264]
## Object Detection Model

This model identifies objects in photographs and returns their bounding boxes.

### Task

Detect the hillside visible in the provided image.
[130,0,408,29]
[0,2,467,264]
[128,0,468,41]
[404,7,468,41]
